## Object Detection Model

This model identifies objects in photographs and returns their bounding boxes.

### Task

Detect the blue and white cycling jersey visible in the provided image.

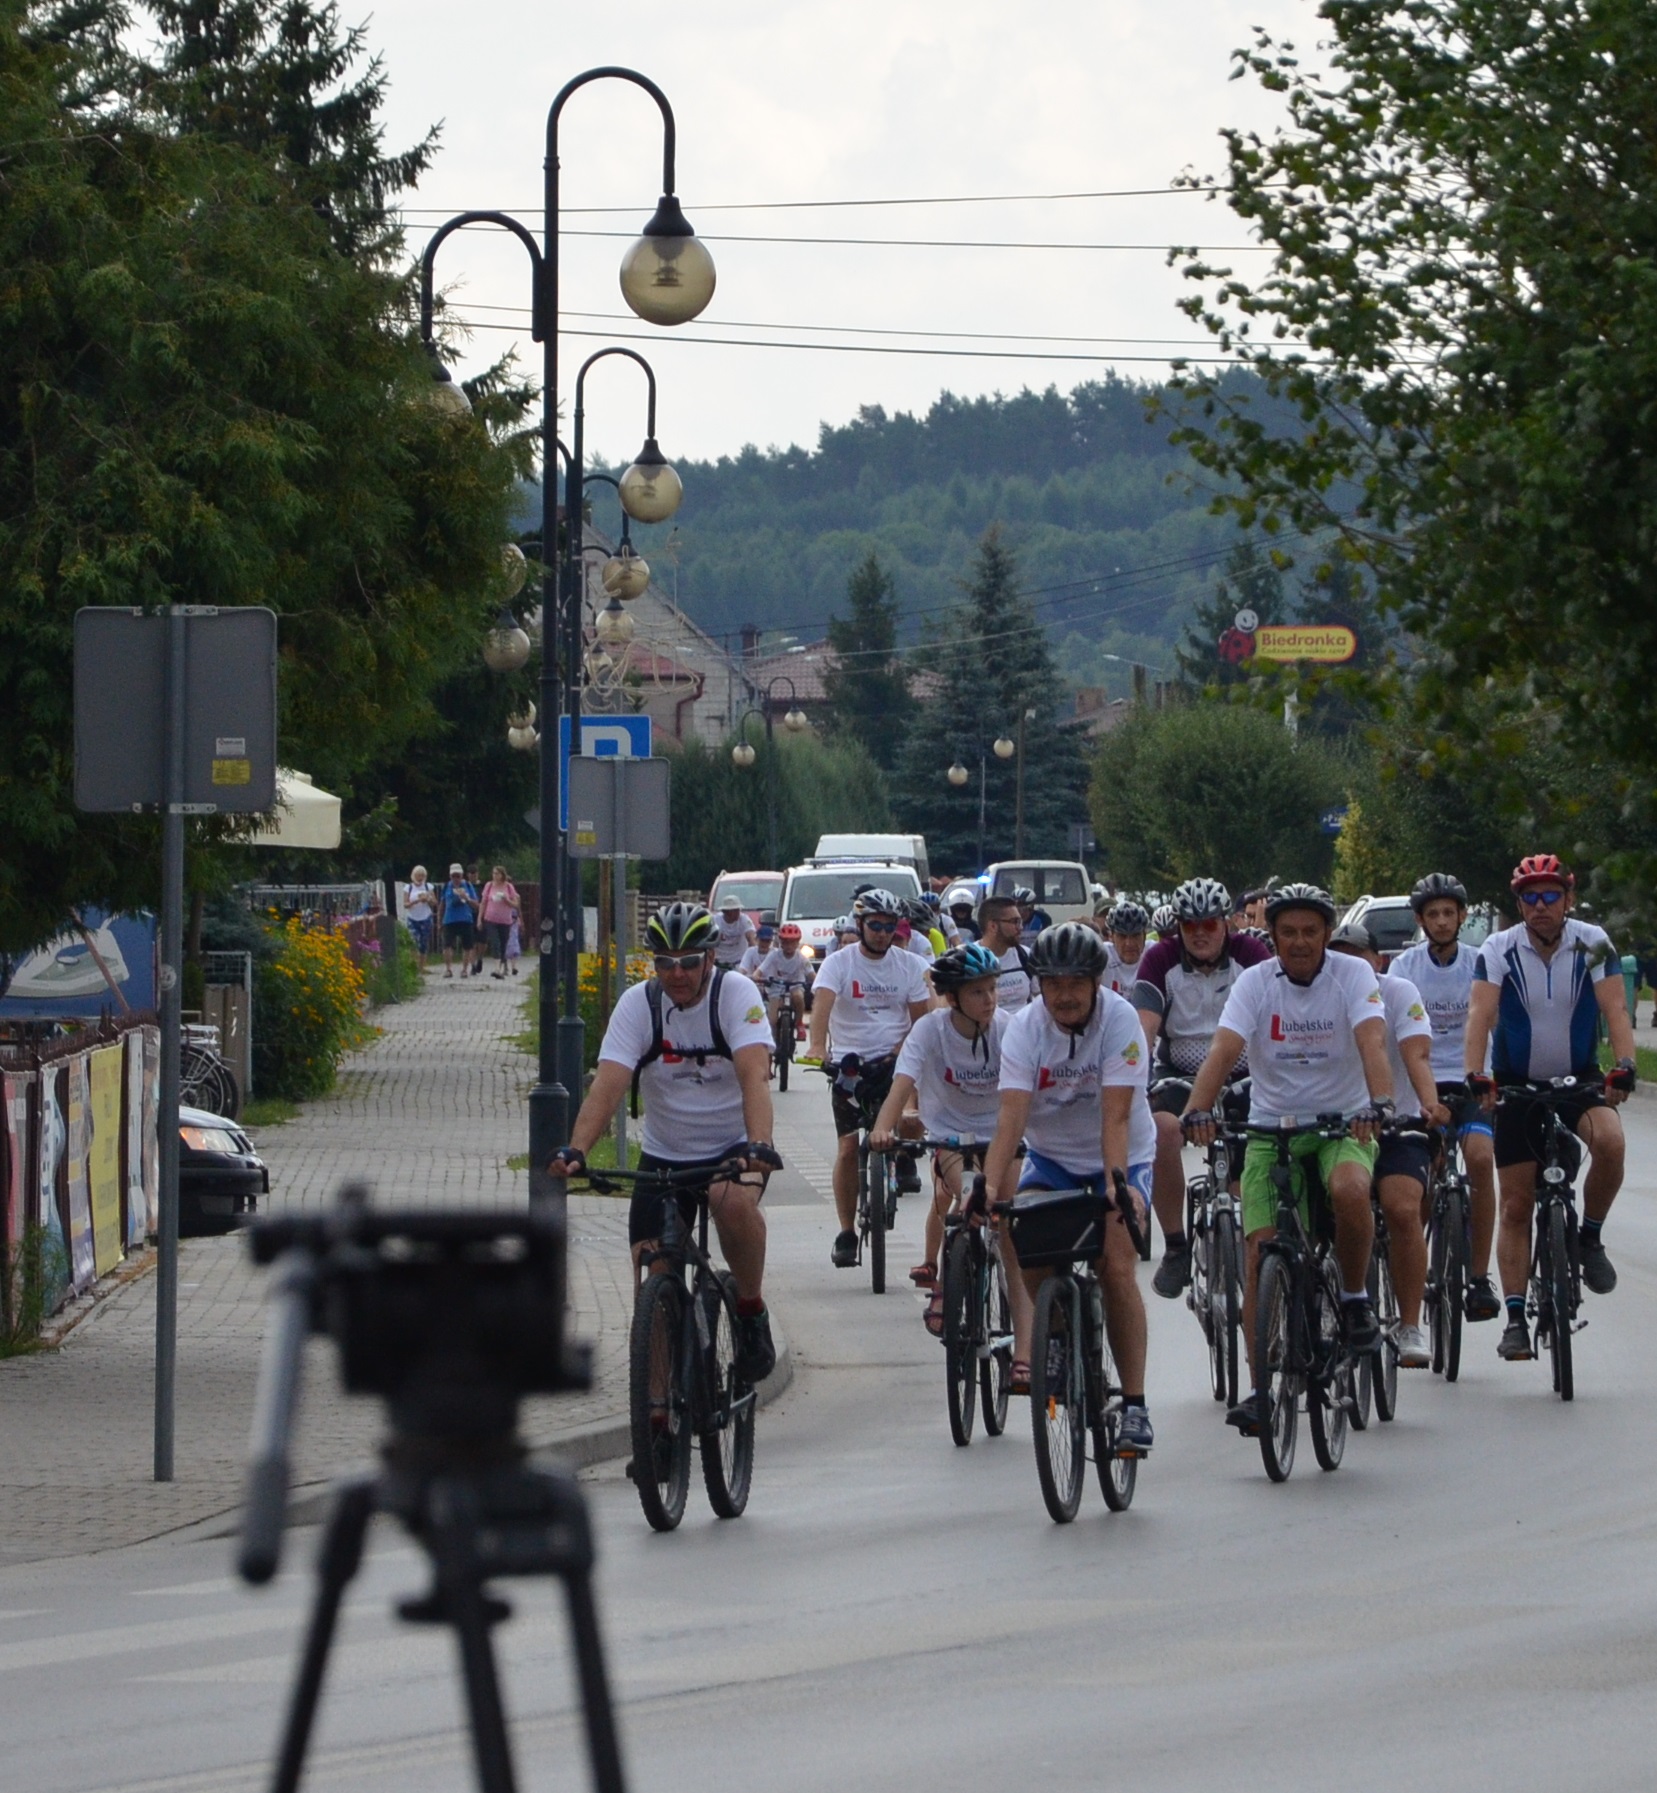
[1474,919,1618,1081]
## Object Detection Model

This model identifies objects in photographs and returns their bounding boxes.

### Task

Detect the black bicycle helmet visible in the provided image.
[1409,872,1469,914]
[1173,877,1232,923]
[930,942,1002,992]
[646,901,716,954]
[901,897,934,927]
[853,887,903,919]
[1104,900,1149,935]
[1025,922,1111,979]
[1264,882,1338,926]
[1329,919,1378,955]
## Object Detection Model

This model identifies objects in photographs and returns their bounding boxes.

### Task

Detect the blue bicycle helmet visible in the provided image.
[931,942,1002,992]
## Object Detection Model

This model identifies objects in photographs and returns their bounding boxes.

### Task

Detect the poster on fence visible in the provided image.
[88,1045,123,1277]
[124,1032,147,1250]
[0,909,157,1020]
[2,1070,29,1250]
[37,1068,69,1313]
[64,1056,94,1293]
[141,1027,160,1234]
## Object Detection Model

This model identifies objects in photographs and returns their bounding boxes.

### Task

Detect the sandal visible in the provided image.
[923,1288,946,1338]
[909,1262,937,1288]
[1010,1360,1032,1396]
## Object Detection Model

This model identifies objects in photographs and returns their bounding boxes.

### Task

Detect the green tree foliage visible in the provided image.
[1174,537,1289,689]
[893,530,1090,874]
[0,2,530,952]
[645,731,893,894]
[1090,700,1345,894]
[821,551,909,768]
[1170,0,1657,775]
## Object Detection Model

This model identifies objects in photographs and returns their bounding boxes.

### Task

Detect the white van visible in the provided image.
[983,860,1093,925]
[780,860,924,960]
[813,833,930,887]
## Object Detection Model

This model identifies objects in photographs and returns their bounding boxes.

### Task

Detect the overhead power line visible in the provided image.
[554,229,1268,251]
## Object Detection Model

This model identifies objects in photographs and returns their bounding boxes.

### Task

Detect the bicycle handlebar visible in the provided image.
[1245,1113,1353,1139]
[579,1158,757,1194]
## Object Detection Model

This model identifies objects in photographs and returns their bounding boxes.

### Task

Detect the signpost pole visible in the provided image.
[154,606,186,1482]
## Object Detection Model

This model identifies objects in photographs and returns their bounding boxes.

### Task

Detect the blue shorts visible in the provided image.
[1435,1081,1493,1141]
[1019,1147,1153,1208]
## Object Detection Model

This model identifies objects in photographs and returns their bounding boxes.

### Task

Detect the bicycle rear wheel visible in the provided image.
[1030,1278,1085,1522]
[1308,1264,1348,1472]
[1254,1253,1299,1483]
[864,1148,887,1294]
[1095,1330,1136,1512]
[1209,1210,1241,1408]
[700,1272,755,1517]
[629,1274,693,1531]
[942,1230,976,1446]
[1545,1201,1574,1403]
[1370,1246,1400,1423]
[979,1242,1012,1436]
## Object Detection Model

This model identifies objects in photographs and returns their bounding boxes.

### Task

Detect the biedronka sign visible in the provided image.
[1250,624,1357,665]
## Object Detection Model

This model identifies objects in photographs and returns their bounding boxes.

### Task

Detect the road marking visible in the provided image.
[0,1607,298,1674]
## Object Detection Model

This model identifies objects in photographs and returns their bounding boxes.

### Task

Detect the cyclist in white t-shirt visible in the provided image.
[1182,884,1395,1438]
[977,895,1033,1011]
[804,888,933,1267]
[754,922,813,1040]
[872,943,1010,1332]
[983,923,1157,1455]
[711,897,756,969]
[737,922,776,979]
[1102,900,1150,997]
[548,902,780,1383]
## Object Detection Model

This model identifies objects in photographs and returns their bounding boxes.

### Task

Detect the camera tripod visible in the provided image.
[237,1196,627,1793]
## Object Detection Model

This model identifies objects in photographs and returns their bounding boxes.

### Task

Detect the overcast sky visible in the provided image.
[375,1,1313,466]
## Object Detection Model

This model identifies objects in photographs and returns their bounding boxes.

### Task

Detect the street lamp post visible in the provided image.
[416,68,714,1205]
[947,729,1015,868]
[731,677,807,867]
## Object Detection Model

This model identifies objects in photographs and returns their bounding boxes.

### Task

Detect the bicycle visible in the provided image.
[1159,1074,1250,1409]
[1003,1172,1148,1524]
[583,1161,760,1531]
[765,982,798,1092]
[1495,1077,1598,1402]
[1247,1118,1366,1483]
[180,1020,240,1118]
[921,1142,1011,1446]
[1360,1122,1429,1426]
[815,1056,900,1294]
[1423,1101,1473,1382]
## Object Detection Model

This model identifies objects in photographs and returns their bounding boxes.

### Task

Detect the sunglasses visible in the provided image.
[861,918,898,933]
[1518,890,1565,907]
[653,952,708,972]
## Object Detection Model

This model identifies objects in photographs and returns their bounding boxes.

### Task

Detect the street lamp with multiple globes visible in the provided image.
[730,676,808,867]
[946,730,1017,869]
[416,67,714,1198]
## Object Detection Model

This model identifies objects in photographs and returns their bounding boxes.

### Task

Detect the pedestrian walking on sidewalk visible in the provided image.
[480,866,522,978]
[465,862,488,976]
[440,863,479,978]
[404,865,438,971]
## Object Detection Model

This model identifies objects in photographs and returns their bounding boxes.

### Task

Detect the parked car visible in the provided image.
[179,1104,268,1236]
[708,870,785,925]
[778,860,924,960]
[1340,894,1419,963]
[982,860,1094,925]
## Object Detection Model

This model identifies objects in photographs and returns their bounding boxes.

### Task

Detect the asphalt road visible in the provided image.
[6,1089,1657,1793]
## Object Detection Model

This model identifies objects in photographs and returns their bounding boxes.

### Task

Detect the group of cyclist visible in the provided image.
[546,847,1636,1476]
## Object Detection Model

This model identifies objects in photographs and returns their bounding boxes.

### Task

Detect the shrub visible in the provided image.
[252,914,371,1100]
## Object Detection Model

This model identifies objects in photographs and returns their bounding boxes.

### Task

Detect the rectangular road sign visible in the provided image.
[557,713,652,831]
[565,756,670,860]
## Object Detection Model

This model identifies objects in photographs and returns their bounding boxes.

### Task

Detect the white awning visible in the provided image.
[246,769,342,850]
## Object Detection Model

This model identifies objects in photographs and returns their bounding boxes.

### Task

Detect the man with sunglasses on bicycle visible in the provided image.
[805,887,933,1268]
[546,901,781,1384]
[1463,855,1637,1362]
[1180,883,1395,1439]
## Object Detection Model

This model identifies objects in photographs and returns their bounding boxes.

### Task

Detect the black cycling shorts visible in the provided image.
[629,1149,763,1246]
[1148,1081,1188,1118]
[1375,1131,1432,1191]
[830,1057,897,1138]
[1493,1086,1601,1172]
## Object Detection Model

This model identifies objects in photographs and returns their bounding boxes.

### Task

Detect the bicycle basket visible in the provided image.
[1006,1186,1109,1268]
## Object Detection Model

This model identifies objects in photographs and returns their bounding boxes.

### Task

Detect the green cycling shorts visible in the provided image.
[1240,1133,1377,1236]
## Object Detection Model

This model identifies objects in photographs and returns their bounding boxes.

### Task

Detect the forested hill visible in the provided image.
[604,371,1278,688]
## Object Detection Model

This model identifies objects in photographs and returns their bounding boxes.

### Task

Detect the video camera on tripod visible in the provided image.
[237,1184,626,1793]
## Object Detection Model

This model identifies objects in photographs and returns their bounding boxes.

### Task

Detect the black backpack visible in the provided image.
[630,969,733,1117]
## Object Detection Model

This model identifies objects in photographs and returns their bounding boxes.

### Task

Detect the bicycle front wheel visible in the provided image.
[629,1274,693,1532]
[979,1241,1012,1437]
[1428,1177,1466,1382]
[776,1041,789,1093]
[1210,1210,1241,1408]
[1254,1253,1299,1483]
[942,1230,976,1446]
[1545,1201,1574,1403]
[864,1149,887,1295]
[1095,1330,1136,1512]
[1308,1264,1349,1473]
[1370,1246,1400,1423]
[1030,1278,1086,1522]
[700,1272,755,1518]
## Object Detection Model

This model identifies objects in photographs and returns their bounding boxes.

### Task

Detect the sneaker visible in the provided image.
[830,1229,859,1268]
[734,1307,776,1383]
[1579,1235,1617,1295]
[1152,1242,1191,1299]
[1498,1318,1534,1361]
[1116,1407,1154,1454]
[1341,1298,1381,1354]
[1226,1393,1262,1435]
[1396,1322,1430,1368]
[894,1151,922,1194]
[1464,1275,1501,1322]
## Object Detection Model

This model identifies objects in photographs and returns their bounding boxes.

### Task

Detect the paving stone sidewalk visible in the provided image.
[0,971,634,1567]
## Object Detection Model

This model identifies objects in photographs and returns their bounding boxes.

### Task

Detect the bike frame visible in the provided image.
[1251,1124,1351,1388]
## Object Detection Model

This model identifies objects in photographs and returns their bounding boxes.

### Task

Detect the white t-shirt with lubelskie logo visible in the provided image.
[1218,953,1385,1128]
[895,1007,1008,1142]
[597,971,771,1161]
[998,989,1155,1175]
[814,944,932,1060]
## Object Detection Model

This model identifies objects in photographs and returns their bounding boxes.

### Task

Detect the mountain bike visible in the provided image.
[925,1144,1010,1446]
[1424,1101,1472,1381]
[585,1161,760,1531]
[1247,1119,1366,1483]
[1004,1173,1148,1524]
[818,1057,900,1294]
[766,983,798,1091]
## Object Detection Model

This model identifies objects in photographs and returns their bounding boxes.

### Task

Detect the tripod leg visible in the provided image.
[563,1566,628,1793]
[270,1476,375,1793]
[430,1489,520,1793]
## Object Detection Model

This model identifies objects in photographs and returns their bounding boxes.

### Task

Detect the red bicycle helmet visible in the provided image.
[777,922,802,942]
[1511,853,1574,891]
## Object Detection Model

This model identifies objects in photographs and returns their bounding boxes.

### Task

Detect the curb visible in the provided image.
[178,1319,795,1546]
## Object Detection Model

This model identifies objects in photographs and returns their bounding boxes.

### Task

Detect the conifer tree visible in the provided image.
[821,551,909,768]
